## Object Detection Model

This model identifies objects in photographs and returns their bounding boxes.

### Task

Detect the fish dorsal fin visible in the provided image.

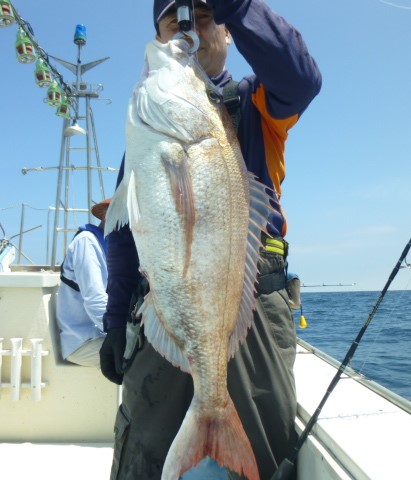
[228,173,273,358]
[139,292,191,374]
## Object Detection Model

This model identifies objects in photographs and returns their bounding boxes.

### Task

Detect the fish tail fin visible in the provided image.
[162,396,259,480]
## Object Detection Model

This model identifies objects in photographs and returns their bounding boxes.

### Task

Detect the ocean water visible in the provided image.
[295,290,411,401]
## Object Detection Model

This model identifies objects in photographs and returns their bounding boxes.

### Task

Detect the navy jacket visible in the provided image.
[103,0,321,330]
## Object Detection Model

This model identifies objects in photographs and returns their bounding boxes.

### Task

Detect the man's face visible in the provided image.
[157,2,230,77]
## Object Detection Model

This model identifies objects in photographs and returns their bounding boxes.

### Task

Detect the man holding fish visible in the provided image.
[100,1,321,479]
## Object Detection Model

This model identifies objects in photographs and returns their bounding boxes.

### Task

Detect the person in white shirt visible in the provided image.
[56,199,111,367]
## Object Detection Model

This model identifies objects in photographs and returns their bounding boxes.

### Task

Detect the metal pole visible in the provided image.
[90,108,106,200]
[46,207,52,265]
[64,137,71,254]
[51,118,70,270]
[86,94,93,223]
[17,203,26,264]
[76,44,82,91]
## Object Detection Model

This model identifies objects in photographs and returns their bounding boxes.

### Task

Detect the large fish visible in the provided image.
[106,38,272,480]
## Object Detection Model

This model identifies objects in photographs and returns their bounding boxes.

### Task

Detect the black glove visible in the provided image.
[100,327,127,385]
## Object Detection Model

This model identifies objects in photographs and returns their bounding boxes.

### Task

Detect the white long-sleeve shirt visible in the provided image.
[57,227,107,359]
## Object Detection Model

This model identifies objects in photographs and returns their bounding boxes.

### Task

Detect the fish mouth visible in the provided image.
[150,38,191,52]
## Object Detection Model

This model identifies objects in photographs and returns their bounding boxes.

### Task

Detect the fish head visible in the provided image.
[132,38,223,144]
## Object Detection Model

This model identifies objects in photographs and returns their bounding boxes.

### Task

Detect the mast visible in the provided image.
[1,3,116,268]
[49,24,109,269]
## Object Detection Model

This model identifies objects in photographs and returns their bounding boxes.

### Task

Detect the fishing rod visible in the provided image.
[271,237,411,480]
[301,283,356,288]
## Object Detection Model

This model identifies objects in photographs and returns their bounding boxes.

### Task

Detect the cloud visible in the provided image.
[379,0,411,10]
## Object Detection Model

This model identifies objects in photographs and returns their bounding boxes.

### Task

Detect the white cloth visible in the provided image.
[66,336,105,368]
[0,244,15,272]
[57,230,107,360]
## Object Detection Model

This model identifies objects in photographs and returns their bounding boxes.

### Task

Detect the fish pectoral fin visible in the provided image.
[161,142,195,221]
[140,292,191,374]
[161,142,195,272]
[104,175,132,237]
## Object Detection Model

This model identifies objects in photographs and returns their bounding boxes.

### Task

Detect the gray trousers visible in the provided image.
[110,253,297,480]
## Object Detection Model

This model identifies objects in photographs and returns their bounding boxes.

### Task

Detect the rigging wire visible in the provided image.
[0,204,21,212]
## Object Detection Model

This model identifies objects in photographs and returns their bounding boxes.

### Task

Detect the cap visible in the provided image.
[91,198,111,221]
[153,0,207,30]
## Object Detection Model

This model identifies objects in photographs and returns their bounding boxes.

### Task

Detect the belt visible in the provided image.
[256,236,288,295]
[265,237,288,257]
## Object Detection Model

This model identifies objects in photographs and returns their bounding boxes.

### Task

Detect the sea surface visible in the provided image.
[295,290,411,401]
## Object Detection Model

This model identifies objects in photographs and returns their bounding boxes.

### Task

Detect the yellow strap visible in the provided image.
[265,238,285,255]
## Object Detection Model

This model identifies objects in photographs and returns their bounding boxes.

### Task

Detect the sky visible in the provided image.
[0,0,411,292]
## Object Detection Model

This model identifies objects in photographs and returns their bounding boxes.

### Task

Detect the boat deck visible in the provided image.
[295,340,411,479]
[0,443,114,479]
[1,270,410,479]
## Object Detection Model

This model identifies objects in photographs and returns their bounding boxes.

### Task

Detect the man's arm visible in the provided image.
[100,225,140,384]
[208,0,322,118]
[103,225,140,331]
[100,161,141,384]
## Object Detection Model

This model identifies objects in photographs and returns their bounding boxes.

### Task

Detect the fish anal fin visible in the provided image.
[140,292,191,373]
[162,396,259,480]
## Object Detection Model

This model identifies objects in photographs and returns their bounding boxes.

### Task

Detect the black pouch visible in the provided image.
[110,405,131,480]
[256,249,287,295]
[122,276,150,373]
[286,275,301,310]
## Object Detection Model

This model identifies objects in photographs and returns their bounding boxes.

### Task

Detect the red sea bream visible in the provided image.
[105,38,273,480]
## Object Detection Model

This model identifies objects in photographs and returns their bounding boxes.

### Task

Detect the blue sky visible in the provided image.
[0,0,410,291]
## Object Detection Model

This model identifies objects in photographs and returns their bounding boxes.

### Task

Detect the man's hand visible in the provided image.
[100,327,127,385]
